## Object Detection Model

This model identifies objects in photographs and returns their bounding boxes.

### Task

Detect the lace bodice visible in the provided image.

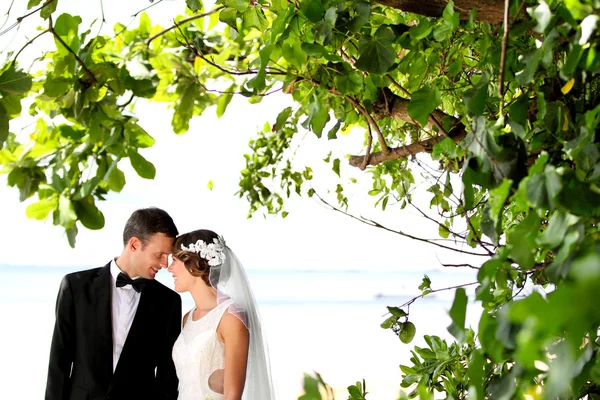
[173,299,233,400]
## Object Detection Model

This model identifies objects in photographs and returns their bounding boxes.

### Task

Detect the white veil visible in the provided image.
[208,246,276,400]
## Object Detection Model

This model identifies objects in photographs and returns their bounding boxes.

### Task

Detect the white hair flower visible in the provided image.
[181,236,226,266]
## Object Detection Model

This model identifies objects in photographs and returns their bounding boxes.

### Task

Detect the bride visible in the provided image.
[167,229,275,400]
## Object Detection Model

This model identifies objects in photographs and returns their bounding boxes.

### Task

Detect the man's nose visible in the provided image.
[159,255,169,268]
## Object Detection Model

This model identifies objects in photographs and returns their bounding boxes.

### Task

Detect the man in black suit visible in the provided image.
[45,207,182,400]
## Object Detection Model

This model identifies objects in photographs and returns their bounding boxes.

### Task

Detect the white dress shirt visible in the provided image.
[110,259,142,372]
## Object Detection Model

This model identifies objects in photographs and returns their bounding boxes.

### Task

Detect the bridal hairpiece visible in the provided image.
[181,236,226,266]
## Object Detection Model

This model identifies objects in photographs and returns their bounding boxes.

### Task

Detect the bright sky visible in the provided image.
[0,0,484,271]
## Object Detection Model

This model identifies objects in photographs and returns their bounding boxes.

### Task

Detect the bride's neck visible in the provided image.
[189,281,218,310]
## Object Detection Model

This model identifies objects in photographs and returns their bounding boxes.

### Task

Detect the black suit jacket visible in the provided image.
[45,263,182,400]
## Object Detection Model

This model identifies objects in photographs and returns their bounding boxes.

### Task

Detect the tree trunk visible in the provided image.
[373,0,505,23]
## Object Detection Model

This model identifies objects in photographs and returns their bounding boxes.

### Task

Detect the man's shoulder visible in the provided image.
[150,279,180,301]
[62,264,108,284]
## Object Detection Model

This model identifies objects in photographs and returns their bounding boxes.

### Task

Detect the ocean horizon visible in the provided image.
[0,265,479,399]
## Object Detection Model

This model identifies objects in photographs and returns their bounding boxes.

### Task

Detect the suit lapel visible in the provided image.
[93,264,114,383]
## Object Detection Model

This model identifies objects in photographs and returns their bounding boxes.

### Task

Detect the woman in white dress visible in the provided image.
[168,229,275,400]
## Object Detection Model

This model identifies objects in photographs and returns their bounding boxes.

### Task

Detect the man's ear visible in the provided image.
[128,236,141,252]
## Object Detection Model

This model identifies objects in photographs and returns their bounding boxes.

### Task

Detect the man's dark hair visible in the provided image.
[123,207,178,245]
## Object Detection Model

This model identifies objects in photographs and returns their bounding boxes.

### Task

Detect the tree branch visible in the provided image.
[49,16,96,85]
[146,6,225,44]
[349,126,466,167]
[11,29,49,66]
[345,95,390,154]
[498,0,510,113]
[372,0,505,23]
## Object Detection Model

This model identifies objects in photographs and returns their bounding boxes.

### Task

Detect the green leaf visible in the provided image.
[465,116,502,174]
[399,321,416,344]
[66,226,77,248]
[58,195,77,229]
[0,104,8,148]
[219,7,238,28]
[53,14,82,55]
[387,306,408,317]
[126,123,155,148]
[508,94,529,126]
[0,65,32,96]
[128,149,156,179]
[508,211,541,269]
[40,0,59,19]
[282,42,306,70]
[27,0,42,9]
[355,26,396,74]
[334,71,362,95]
[480,179,512,244]
[172,83,197,134]
[107,167,126,192]
[299,0,325,23]
[216,86,235,118]
[432,137,458,160]
[410,19,432,40]
[74,196,105,230]
[407,84,442,127]
[224,0,248,12]
[242,7,269,31]
[26,198,57,220]
[464,75,489,115]
[418,275,432,291]
[301,95,329,137]
[468,350,485,400]
[537,211,580,249]
[332,158,340,177]
[516,50,542,85]
[526,165,563,209]
[186,0,202,11]
[275,107,292,131]
[447,288,468,341]
[380,315,396,329]
[247,44,273,92]
[349,2,370,32]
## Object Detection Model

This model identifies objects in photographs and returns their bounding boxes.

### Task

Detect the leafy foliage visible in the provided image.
[2,0,600,398]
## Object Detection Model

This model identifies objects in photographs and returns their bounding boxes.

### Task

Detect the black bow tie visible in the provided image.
[116,272,147,293]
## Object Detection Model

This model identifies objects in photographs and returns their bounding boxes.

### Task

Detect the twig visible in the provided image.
[146,6,225,44]
[10,29,49,66]
[498,0,510,113]
[360,123,373,170]
[429,114,449,137]
[49,16,96,85]
[345,95,390,154]
[314,192,490,257]
[385,74,411,97]
[442,263,480,269]
[117,93,135,109]
[397,281,479,310]
[0,0,57,37]
[132,0,165,17]
[0,0,15,32]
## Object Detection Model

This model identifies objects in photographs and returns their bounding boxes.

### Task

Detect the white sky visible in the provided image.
[0,0,485,271]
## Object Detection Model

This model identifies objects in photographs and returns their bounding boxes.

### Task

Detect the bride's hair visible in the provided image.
[172,229,221,286]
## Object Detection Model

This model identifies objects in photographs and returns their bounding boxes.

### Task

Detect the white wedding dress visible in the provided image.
[173,299,234,400]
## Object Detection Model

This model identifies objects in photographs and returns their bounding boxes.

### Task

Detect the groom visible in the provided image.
[45,207,182,400]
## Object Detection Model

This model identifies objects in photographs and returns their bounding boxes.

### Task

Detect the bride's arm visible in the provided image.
[218,312,250,400]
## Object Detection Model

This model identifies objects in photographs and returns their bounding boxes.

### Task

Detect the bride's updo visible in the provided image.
[172,229,221,286]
